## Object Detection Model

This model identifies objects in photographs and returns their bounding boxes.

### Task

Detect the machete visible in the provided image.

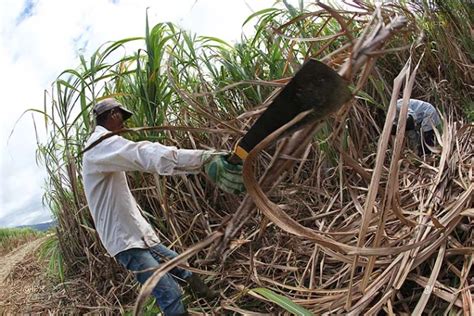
[228,58,352,164]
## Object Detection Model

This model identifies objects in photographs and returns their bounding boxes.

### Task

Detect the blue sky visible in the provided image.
[0,0,305,228]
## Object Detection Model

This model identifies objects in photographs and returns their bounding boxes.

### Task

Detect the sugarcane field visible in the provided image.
[0,0,473,315]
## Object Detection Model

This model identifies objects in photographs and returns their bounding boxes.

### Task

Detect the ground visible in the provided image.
[0,238,164,314]
[0,237,76,314]
[0,237,45,284]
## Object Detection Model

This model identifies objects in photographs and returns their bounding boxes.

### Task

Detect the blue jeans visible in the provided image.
[115,244,192,316]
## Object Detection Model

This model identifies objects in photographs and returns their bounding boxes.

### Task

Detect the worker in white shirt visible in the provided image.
[82,98,244,316]
[391,99,441,155]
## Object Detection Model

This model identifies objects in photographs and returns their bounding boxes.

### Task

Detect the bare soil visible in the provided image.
[0,237,72,314]
[0,237,46,284]
[0,237,132,314]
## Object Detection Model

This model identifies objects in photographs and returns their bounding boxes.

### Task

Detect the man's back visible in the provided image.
[396,99,441,131]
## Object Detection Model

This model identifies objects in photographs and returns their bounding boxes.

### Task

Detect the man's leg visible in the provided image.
[149,243,192,281]
[116,248,187,316]
[149,243,218,300]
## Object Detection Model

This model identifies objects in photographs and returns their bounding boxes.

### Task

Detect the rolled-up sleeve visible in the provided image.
[86,135,207,175]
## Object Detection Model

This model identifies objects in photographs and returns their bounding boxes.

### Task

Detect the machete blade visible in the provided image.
[234,59,351,160]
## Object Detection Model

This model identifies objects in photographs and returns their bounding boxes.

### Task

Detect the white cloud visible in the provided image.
[0,0,297,228]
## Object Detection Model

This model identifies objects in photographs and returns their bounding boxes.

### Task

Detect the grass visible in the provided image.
[38,234,65,282]
[0,227,43,256]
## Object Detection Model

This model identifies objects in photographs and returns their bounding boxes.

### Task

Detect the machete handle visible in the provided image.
[227,144,248,164]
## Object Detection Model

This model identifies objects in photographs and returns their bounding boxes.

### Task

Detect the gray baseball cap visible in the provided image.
[93,98,133,121]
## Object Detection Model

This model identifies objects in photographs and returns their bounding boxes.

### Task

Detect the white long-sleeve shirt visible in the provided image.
[396,99,441,132]
[82,126,207,256]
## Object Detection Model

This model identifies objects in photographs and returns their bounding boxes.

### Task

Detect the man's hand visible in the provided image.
[203,153,245,194]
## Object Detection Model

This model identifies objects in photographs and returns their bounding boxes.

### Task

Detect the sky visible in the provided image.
[0,0,308,228]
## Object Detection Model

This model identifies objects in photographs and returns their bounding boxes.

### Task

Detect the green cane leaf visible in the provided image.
[250,288,313,316]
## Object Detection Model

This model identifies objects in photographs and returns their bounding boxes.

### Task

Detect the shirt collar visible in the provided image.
[95,125,109,133]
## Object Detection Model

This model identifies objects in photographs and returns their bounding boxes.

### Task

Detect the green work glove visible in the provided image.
[203,152,245,194]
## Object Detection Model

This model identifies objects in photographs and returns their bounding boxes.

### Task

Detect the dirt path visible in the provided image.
[0,237,47,284]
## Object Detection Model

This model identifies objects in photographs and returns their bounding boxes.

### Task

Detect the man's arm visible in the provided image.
[85,134,245,194]
[86,135,207,175]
